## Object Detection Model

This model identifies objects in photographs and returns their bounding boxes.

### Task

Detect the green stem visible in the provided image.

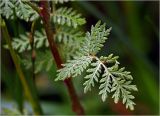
[1,19,43,115]
[29,21,36,80]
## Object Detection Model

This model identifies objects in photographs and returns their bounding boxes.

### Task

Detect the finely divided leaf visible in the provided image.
[55,26,84,44]
[12,33,31,53]
[0,0,15,19]
[55,0,74,4]
[52,7,86,28]
[56,56,92,81]
[108,64,133,80]
[80,21,112,55]
[55,21,137,111]
[83,61,102,93]
[9,29,47,53]
[15,0,39,21]
[0,0,39,21]
[99,69,112,102]
[111,78,138,110]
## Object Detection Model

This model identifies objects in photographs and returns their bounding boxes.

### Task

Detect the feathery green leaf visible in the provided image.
[99,68,112,102]
[9,29,48,53]
[0,0,15,19]
[56,56,92,81]
[83,60,102,93]
[52,7,86,28]
[56,21,137,110]
[80,21,112,55]
[54,0,74,4]
[14,0,39,21]
[55,26,84,44]
[0,0,39,21]
[111,78,137,110]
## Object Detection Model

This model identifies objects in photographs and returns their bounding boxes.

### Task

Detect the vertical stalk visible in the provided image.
[29,21,36,80]
[29,20,44,114]
[1,19,43,115]
[39,1,84,115]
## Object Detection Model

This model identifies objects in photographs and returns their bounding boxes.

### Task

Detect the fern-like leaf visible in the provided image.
[6,27,82,57]
[111,78,138,110]
[0,0,39,21]
[55,0,74,4]
[99,68,112,102]
[108,64,133,80]
[56,56,92,81]
[83,61,102,93]
[11,29,48,53]
[56,21,137,110]
[55,26,84,60]
[34,29,48,48]
[14,0,39,21]
[52,7,86,28]
[0,0,15,19]
[80,21,112,55]
[100,54,119,64]
[55,26,84,44]
[12,33,31,53]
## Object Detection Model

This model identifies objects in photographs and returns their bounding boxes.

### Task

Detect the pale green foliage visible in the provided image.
[55,26,84,44]
[83,60,102,93]
[108,64,133,80]
[99,68,112,102]
[14,0,39,21]
[0,0,15,19]
[80,21,112,56]
[52,7,86,28]
[11,29,48,53]
[34,29,49,48]
[12,32,31,53]
[9,27,83,56]
[54,0,74,4]
[0,0,39,21]
[56,27,84,60]
[111,78,138,110]
[100,54,119,64]
[56,21,138,110]
[56,56,92,81]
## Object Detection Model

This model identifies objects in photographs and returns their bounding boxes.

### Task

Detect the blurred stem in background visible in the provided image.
[29,21,36,81]
[1,19,43,115]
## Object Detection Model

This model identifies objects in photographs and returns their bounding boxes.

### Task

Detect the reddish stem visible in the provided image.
[39,1,84,115]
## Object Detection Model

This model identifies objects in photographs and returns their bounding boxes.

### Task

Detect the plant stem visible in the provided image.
[29,21,36,80]
[39,1,85,115]
[1,19,43,115]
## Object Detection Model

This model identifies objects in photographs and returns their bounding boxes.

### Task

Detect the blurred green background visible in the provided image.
[1,1,159,115]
